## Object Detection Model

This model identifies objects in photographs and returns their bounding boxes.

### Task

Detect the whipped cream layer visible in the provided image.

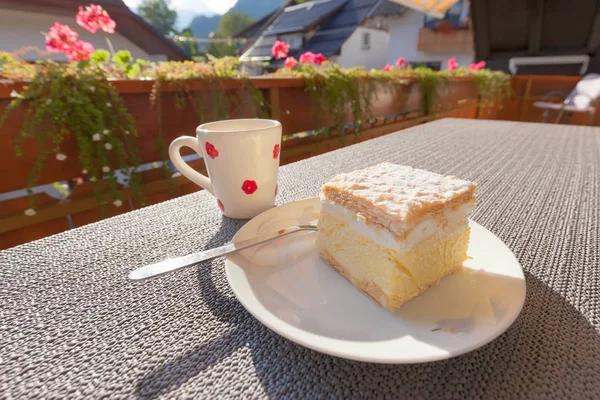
[320,198,473,252]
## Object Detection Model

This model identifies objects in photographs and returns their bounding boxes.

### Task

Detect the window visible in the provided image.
[362,32,370,50]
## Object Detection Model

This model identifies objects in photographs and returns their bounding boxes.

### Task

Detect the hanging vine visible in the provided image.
[0,56,145,212]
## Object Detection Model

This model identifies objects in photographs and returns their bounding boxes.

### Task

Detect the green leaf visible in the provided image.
[90,49,110,64]
[126,64,141,79]
[112,50,133,65]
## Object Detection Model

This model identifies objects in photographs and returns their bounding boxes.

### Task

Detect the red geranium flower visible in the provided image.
[273,144,280,159]
[45,23,79,54]
[217,199,224,212]
[447,57,459,71]
[65,40,94,61]
[76,4,116,34]
[205,142,219,159]
[271,40,290,60]
[242,180,258,195]
[299,51,315,64]
[395,57,406,66]
[469,61,486,71]
[313,53,327,65]
[284,56,297,68]
[383,64,392,71]
[45,22,94,61]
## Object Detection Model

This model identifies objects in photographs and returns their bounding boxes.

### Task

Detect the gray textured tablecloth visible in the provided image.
[2,118,599,399]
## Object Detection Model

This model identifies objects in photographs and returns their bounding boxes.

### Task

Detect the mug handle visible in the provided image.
[168,136,213,194]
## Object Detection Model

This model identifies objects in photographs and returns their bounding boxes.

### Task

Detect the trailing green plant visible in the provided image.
[445,57,512,107]
[411,67,450,116]
[468,69,512,106]
[153,55,268,122]
[271,62,412,141]
[0,55,145,213]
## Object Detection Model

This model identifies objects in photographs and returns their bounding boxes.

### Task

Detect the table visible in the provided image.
[2,119,599,399]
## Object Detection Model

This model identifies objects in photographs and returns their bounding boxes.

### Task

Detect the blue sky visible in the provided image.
[123,0,238,16]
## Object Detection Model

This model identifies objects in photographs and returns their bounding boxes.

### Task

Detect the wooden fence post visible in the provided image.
[269,87,281,121]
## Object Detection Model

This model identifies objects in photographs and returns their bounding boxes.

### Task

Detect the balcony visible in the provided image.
[417,27,474,52]
[0,72,596,250]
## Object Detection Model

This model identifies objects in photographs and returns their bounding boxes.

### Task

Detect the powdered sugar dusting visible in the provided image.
[321,162,476,235]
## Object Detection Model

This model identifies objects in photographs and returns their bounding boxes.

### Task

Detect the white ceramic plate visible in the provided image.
[225,197,526,364]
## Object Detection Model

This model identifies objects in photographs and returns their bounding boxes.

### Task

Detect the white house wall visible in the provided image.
[387,9,473,69]
[0,8,158,61]
[334,26,390,70]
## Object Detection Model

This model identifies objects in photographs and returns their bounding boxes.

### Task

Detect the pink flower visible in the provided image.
[313,53,327,65]
[383,64,392,71]
[447,57,459,71]
[44,22,94,60]
[271,40,289,60]
[284,56,297,68]
[395,57,406,66]
[299,51,316,64]
[469,61,486,71]
[65,40,94,61]
[45,23,79,53]
[76,4,116,34]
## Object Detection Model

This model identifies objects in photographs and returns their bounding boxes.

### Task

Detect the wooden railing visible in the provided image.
[0,75,591,249]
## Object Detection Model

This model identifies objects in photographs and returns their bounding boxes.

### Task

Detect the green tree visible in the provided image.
[137,0,177,36]
[206,33,236,58]
[206,11,256,58]
[175,28,199,57]
[219,11,256,37]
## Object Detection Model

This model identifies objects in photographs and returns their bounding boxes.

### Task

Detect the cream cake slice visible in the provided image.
[315,162,477,311]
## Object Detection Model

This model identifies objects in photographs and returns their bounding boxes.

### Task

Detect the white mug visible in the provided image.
[168,118,282,219]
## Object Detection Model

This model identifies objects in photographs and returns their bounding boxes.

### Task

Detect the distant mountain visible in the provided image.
[189,14,221,37]
[177,8,214,31]
[189,0,283,37]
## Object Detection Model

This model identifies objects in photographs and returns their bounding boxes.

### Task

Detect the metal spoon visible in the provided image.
[128,224,318,281]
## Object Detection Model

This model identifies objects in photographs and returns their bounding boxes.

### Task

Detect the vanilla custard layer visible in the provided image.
[320,198,472,252]
[316,212,470,310]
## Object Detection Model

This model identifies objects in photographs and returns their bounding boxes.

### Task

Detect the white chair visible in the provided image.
[532,73,600,125]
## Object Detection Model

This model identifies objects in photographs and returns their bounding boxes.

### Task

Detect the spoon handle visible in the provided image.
[128,224,317,281]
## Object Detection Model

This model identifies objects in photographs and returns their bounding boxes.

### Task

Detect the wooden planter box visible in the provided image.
[0,76,484,249]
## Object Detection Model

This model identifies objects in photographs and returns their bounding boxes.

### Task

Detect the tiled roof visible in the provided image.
[0,0,188,60]
[233,11,278,39]
[244,35,278,59]
[301,0,380,56]
[243,0,405,61]
[244,0,389,60]
[264,0,348,35]
[368,0,407,17]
